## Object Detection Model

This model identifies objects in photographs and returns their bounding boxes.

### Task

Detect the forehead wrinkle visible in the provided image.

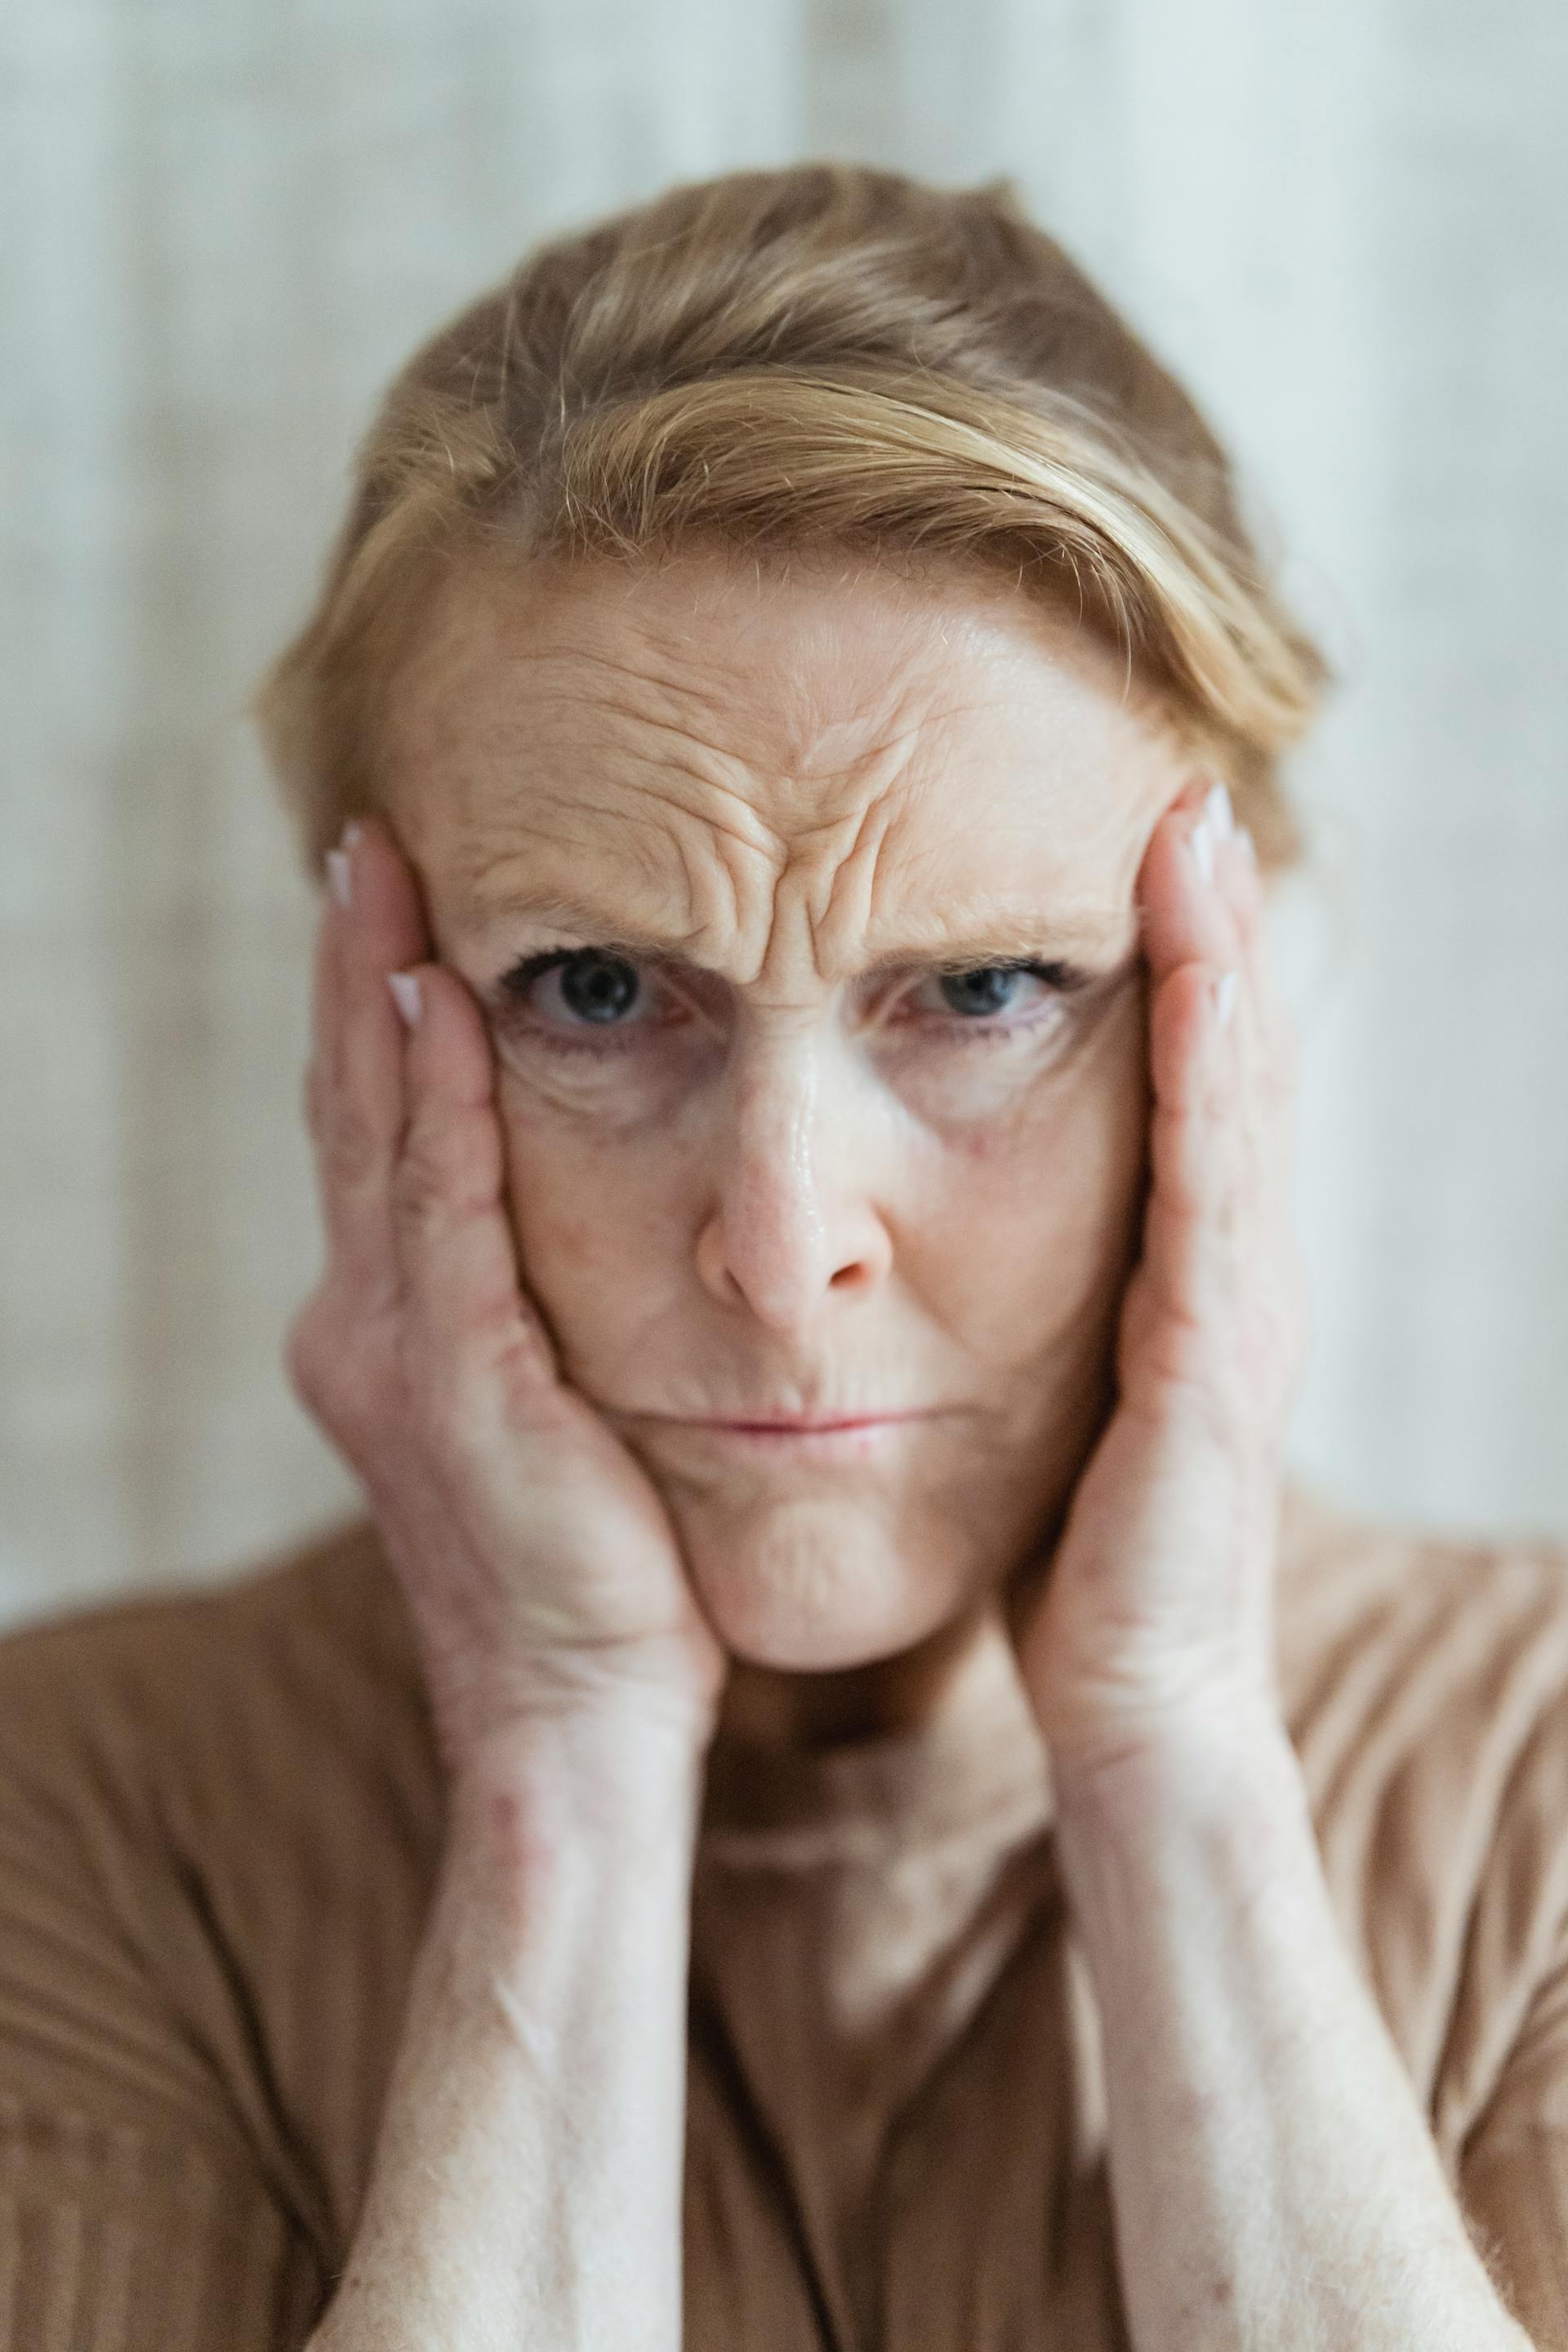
[789,774,902,983]
[459,869,1131,981]
[443,712,791,968]
[530,676,780,832]
[491,673,784,866]
[506,628,812,794]
[590,578,940,774]
[456,694,948,991]
[450,787,682,922]
[483,652,855,954]
[580,678,938,849]
[453,577,1076,857]
[452,734,1137,982]
[518,591,958,812]
[404,554,1170,989]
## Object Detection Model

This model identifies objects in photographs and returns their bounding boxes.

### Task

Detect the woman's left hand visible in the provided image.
[1005,777,1311,1777]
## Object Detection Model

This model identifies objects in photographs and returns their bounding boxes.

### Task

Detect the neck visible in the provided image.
[712,1596,1018,1754]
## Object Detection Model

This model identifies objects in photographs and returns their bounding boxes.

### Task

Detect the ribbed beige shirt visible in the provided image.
[2,1483,1566,2347]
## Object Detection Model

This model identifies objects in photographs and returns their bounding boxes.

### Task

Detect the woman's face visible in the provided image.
[381,544,1192,1735]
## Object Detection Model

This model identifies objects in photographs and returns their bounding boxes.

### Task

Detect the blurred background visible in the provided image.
[3,0,1566,1633]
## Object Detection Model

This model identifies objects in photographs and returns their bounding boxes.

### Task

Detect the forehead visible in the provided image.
[380,545,1187,973]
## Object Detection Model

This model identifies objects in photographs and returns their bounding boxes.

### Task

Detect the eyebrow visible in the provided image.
[469,889,1133,977]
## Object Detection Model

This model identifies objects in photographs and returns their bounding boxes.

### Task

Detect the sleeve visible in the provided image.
[1456,1941,1568,2350]
[1446,1634,1568,2352]
[0,2102,326,2350]
[0,1639,330,2350]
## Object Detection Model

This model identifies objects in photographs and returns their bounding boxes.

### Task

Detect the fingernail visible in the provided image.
[326,849,353,910]
[1214,969,1238,1029]
[1190,810,1217,886]
[1204,779,1235,836]
[387,970,421,1027]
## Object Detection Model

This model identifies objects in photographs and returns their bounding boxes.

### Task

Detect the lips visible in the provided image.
[677,1410,933,1431]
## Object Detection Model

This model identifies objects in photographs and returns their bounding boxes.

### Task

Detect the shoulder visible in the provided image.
[1277,1476,1568,1744]
[0,1519,443,2256]
[0,1515,439,1850]
[1276,1478,1568,1797]
[1276,1479,1568,2146]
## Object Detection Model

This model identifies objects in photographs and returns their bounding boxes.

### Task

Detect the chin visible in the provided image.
[678,1494,972,1672]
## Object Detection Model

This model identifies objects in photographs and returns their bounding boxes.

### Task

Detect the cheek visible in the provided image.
[494,1081,681,1363]
[927,1007,1148,1364]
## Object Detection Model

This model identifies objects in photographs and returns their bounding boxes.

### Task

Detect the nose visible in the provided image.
[693,1031,895,1335]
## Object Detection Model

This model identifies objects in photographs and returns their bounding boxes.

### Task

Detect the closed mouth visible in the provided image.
[677,1410,934,1432]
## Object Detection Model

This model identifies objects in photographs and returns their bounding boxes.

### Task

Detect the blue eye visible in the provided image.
[558,951,640,1024]
[919,960,1080,1028]
[495,947,1091,1059]
[503,948,647,1026]
[937,967,1032,1017]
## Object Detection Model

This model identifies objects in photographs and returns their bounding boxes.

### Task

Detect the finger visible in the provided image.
[1212,824,1297,1215]
[1135,978,1253,1439]
[1137,777,1245,987]
[1146,782,1285,1227]
[388,960,561,1427]
[1142,927,1300,1440]
[1220,824,1288,1064]
[309,815,430,1291]
[1145,957,1244,1269]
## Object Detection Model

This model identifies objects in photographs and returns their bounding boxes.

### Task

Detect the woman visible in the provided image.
[1,163,1562,2350]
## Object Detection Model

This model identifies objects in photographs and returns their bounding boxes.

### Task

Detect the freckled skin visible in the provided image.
[381,543,1191,1752]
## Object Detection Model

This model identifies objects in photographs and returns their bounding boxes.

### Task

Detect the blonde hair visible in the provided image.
[256,163,1330,872]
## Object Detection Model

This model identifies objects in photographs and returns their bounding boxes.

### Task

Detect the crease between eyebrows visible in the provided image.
[469,886,1137,979]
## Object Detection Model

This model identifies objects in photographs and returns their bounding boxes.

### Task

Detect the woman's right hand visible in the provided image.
[287,814,730,1780]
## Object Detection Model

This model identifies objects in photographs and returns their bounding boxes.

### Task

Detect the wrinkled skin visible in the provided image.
[367,543,1196,1751]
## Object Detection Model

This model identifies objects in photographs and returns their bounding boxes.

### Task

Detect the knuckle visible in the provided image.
[321,1107,385,1193]
[393,1119,499,1237]
[284,1296,336,1414]
[392,1129,451,1229]
[287,1284,396,1444]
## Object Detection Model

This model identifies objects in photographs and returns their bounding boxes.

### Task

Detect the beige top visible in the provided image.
[2,1482,1567,2348]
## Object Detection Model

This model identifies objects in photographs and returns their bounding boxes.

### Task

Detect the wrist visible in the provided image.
[451,1695,711,1807]
[1049,1704,1322,2014]
[443,1703,709,1916]
[1050,1690,1307,1870]
[427,1633,724,1787]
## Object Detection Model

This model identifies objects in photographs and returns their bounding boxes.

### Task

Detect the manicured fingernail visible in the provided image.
[326,849,353,910]
[1214,969,1238,1029]
[1190,810,1217,885]
[1204,779,1236,836]
[387,971,421,1027]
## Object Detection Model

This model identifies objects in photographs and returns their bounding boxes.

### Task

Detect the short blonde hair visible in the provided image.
[256,163,1330,873]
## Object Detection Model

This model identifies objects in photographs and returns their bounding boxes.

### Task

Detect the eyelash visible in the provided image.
[496,948,1090,1058]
